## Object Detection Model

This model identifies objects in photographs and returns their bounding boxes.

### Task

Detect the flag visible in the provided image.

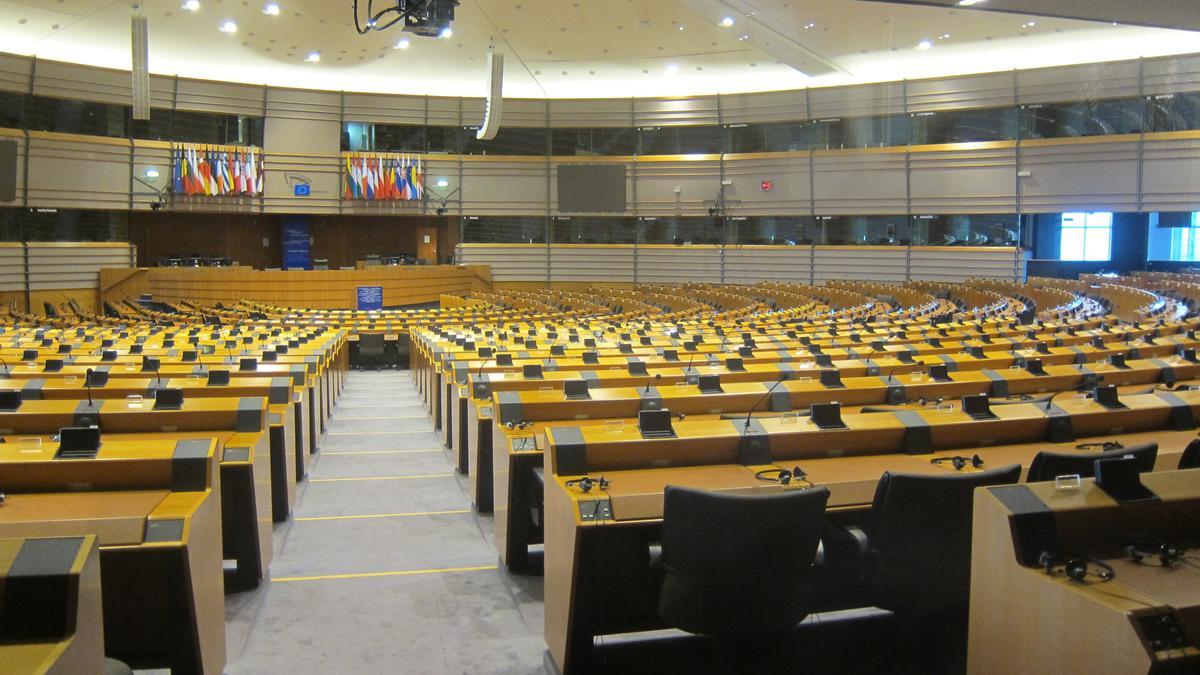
[172,147,184,194]
[344,156,354,199]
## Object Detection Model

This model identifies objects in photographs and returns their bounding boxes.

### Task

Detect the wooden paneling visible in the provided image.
[138,265,489,309]
[129,212,280,269]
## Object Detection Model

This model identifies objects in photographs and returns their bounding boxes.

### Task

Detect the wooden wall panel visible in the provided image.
[129,212,280,269]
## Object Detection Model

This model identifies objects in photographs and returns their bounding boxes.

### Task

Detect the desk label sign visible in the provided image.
[357,286,384,310]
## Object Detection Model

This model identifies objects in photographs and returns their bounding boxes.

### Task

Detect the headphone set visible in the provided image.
[931,454,985,471]
[1076,441,1124,451]
[504,421,532,431]
[754,466,811,486]
[1038,551,1115,584]
[565,475,609,493]
[1126,542,1184,568]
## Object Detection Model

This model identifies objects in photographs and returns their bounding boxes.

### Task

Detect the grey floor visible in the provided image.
[222,371,546,675]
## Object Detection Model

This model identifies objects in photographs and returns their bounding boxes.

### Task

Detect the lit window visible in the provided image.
[1059,212,1112,261]
[1167,213,1200,261]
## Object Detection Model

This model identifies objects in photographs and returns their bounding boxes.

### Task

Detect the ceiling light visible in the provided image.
[219,21,237,33]
[181,0,200,10]
[435,177,449,188]
[665,64,679,75]
[739,34,749,41]
[394,38,410,49]
[957,0,986,5]
[144,168,160,179]
[720,16,734,27]
[263,3,280,15]
[305,51,321,62]
[440,27,452,38]
[939,33,951,39]
[1022,21,1036,28]
[916,40,932,50]
[678,24,685,31]
[804,23,815,29]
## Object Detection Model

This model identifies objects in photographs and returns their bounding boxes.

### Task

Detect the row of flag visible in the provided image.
[343,153,424,201]
[172,144,263,197]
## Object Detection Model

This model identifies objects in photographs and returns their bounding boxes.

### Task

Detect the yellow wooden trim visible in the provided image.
[26,130,132,147]
[908,140,1018,154]
[26,241,133,249]
[1142,130,1200,142]
[1019,133,1141,148]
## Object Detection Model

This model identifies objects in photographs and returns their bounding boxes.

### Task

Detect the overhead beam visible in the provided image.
[857,0,1200,32]
[673,0,848,77]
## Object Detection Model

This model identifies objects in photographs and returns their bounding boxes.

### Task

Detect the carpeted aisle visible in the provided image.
[223,371,545,674]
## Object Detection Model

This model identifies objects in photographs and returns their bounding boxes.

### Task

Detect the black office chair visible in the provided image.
[859,465,1021,618]
[1026,442,1158,483]
[355,333,387,370]
[1179,438,1200,470]
[657,485,830,640]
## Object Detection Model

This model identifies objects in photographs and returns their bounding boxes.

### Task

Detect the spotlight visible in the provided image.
[182,0,200,11]
[263,3,280,16]
[219,20,237,33]
[720,16,734,27]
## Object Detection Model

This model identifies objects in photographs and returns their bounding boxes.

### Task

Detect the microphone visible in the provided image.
[85,368,94,405]
[685,351,698,374]
[645,372,661,394]
[476,356,494,379]
[154,363,162,385]
[745,372,792,432]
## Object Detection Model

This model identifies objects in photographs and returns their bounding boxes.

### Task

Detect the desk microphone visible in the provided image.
[685,351,698,374]
[154,364,162,386]
[476,356,494,379]
[745,372,792,432]
[644,372,661,394]
[85,368,94,405]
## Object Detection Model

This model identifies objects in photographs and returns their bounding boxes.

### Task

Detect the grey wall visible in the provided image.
[0,51,1198,216]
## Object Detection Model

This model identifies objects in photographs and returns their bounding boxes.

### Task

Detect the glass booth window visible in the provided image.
[726,122,811,154]
[1059,212,1113,261]
[727,216,816,245]
[821,215,910,245]
[551,128,637,156]
[1020,98,1145,139]
[637,126,725,155]
[0,90,23,129]
[1147,93,1200,133]
[460,126,548,156]
[637,216,725,245]
[23,96,127,138]
[550,216,636,244]
[909,107,1018,145]
[462,216,546,244]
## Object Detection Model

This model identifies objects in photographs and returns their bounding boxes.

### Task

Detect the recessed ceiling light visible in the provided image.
[939,33,951,39]
[916,40,932,50]
[305,51,320,62]
[181,0,200,11]
[435,177,449,188]
[440,27,452,38]
[219,20,237,33]
[803,22,815,29]
[720,16,734,27]
[665,64,679,75]
[739,34,749,41]
[263,3,280,16]
[1022,21,1036,28]
[678,24,685,31]
[394,38,410,49]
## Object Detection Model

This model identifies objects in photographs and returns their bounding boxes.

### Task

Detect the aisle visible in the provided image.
[225,371,545,674]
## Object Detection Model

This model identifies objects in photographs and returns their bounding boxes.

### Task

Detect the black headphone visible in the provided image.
[1076,441,1124,451]
[931,454,984,471]
[1039,551,1115,584]
[1126,542,1183,568]
[565,475,608,494]
[754,466,809,486]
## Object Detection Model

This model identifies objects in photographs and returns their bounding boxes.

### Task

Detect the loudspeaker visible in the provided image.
[0,140,15,203]
[475,50,504,141]
[131,12,150,120]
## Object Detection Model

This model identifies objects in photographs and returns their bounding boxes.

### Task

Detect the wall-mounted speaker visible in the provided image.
[0,140,16,203]
[131,12,150,121]
[476,50,503,141]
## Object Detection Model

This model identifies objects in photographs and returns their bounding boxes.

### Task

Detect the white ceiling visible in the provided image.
[0,0,1196,99]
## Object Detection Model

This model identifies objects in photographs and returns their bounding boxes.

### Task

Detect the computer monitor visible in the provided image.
[962,394,996,420]
[496,353,514,367]
[101,339,114,348]
[56,427,101,460]
[966,346,985,359]
[550,345,566,356]
[43,359,64,373]
[522,364,544,380]
[0,390,21,411]
[726,358,745,372]
[584,338,597,348]
[628,361,648,376]
[1110,353,1129,369]
[815,354,834,368]
[683,341,697,352]
[738,346,754,358]
[1093,384,1125,410]
[477,347,494,358]
[85,370,109,387]
[698,374,723,394]
[662,349,679,362]
[898,351,915,364]
[57,344,71,354]
[101,350,118,362]
[811,402,846,430]
[582,351,600,365]
[1094,455,1156,503]
[819,369,843,389]
[1025,358,1046,376]
[619,343,633,354]
[929,364,951,382]
[564,380,590,400]
[640,336,653,346]
[141,356,160,373]
[21,349,37,361]
[153,387,185,411]
[638,409,676,439]
[239,358,258,372]
[262,350,278,362]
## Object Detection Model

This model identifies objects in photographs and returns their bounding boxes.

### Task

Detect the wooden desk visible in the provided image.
[541,425,1197,674]
[968,470,1200,673]
[0,535,104,675]
[0,471,224,673]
